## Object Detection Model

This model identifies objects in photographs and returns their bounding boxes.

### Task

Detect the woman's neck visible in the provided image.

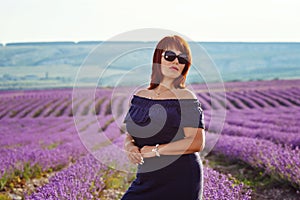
[159,77,175,90]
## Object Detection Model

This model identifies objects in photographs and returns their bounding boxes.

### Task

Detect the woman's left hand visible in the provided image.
[140,145,156,158]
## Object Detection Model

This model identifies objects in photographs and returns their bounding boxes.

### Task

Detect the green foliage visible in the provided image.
[81,102,91,115]
[13,162,43,181]
[99,168,136,199]
[100,117,115,132]
[205,153,296,195]
[0,173,9,190]
[9,110,18,117]
[32,108,43,118]
[0,162,45,191]
[55,101,71,117]
[104,101,112,116]
[105,176,123,189]
[46,142,60,150]
[69,98,85,116]
[39,141,62,150]
[102,169,135,191]
[93,97,106,115]
[0,193,12,200]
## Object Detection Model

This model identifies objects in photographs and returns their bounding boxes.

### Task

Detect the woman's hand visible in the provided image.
[124,133,144,165]
[125,145,144,165]
[140,145,156,158]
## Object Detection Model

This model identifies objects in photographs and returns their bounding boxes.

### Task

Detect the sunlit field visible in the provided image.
[0,79,299,200]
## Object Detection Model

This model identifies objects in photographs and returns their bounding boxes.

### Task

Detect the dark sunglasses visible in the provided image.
[162,50,189,65]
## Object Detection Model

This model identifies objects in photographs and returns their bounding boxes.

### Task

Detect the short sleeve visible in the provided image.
[123,104,149,124]
[180,100,205,129]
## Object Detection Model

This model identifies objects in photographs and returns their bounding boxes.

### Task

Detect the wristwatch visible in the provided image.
[152,144,160,157]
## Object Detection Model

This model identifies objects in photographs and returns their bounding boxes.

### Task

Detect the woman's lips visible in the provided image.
[170,66,179,71]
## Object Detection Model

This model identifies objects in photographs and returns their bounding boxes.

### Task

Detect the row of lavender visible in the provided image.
[0,91,253,199]
[212,133,300,189]
[211,79,300,189]
[216,106,300,147]
[1,79,300,198]
[203,80,300,191]
[26,155,252,199]
[0,114,120,179]
[208,105,300,191]
[0,115,251,199]
[1,80,300,120]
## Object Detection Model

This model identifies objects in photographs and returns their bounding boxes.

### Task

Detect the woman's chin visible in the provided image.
[161,72,181,79]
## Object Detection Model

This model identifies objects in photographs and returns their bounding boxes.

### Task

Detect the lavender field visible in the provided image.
[1,79,300,199]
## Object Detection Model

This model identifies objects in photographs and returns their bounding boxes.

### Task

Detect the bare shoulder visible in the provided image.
[175,88,198,99]
[134,88,151,97]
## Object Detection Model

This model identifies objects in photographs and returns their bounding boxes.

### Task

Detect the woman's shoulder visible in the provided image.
[132,87,198,100]
[134,88,151,98]
[175,88,198,100]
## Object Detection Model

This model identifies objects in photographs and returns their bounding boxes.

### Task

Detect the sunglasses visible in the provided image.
[162,50,189,65]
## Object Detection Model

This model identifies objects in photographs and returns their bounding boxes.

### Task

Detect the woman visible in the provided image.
[121,35,205,200]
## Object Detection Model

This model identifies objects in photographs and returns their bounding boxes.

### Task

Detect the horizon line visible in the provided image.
[2,40,300,46]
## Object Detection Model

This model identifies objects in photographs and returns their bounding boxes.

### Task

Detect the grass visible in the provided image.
[0,159,68,192]
[39,140,62,150]
[205,152,299,199]
[100,117,115,132]
[99,168,136,199]
[0,193,11,200]
[0,162,43,191]
[205,153,280,187]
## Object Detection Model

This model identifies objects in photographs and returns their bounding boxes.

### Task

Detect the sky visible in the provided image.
[1,0,300,43]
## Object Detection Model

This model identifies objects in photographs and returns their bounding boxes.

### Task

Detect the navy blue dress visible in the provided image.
[121,95,205,200]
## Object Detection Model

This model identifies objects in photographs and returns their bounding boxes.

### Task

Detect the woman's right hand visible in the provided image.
[125,145,144,165]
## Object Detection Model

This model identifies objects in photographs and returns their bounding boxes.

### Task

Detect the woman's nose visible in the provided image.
[172,57,179,64]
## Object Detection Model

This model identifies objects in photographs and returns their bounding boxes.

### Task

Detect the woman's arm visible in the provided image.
[124,132,144,164]
[124,132,135,149]
[140,127,205,158]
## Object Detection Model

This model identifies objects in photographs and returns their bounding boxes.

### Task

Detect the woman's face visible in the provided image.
[160,48,186,79]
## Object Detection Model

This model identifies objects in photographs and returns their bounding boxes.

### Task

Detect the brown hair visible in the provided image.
[148,35,192,89]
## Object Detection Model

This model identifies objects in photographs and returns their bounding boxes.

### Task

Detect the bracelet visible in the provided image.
[152,144,160,157]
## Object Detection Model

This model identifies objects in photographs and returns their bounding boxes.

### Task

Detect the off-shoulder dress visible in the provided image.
[121,95,205,200]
